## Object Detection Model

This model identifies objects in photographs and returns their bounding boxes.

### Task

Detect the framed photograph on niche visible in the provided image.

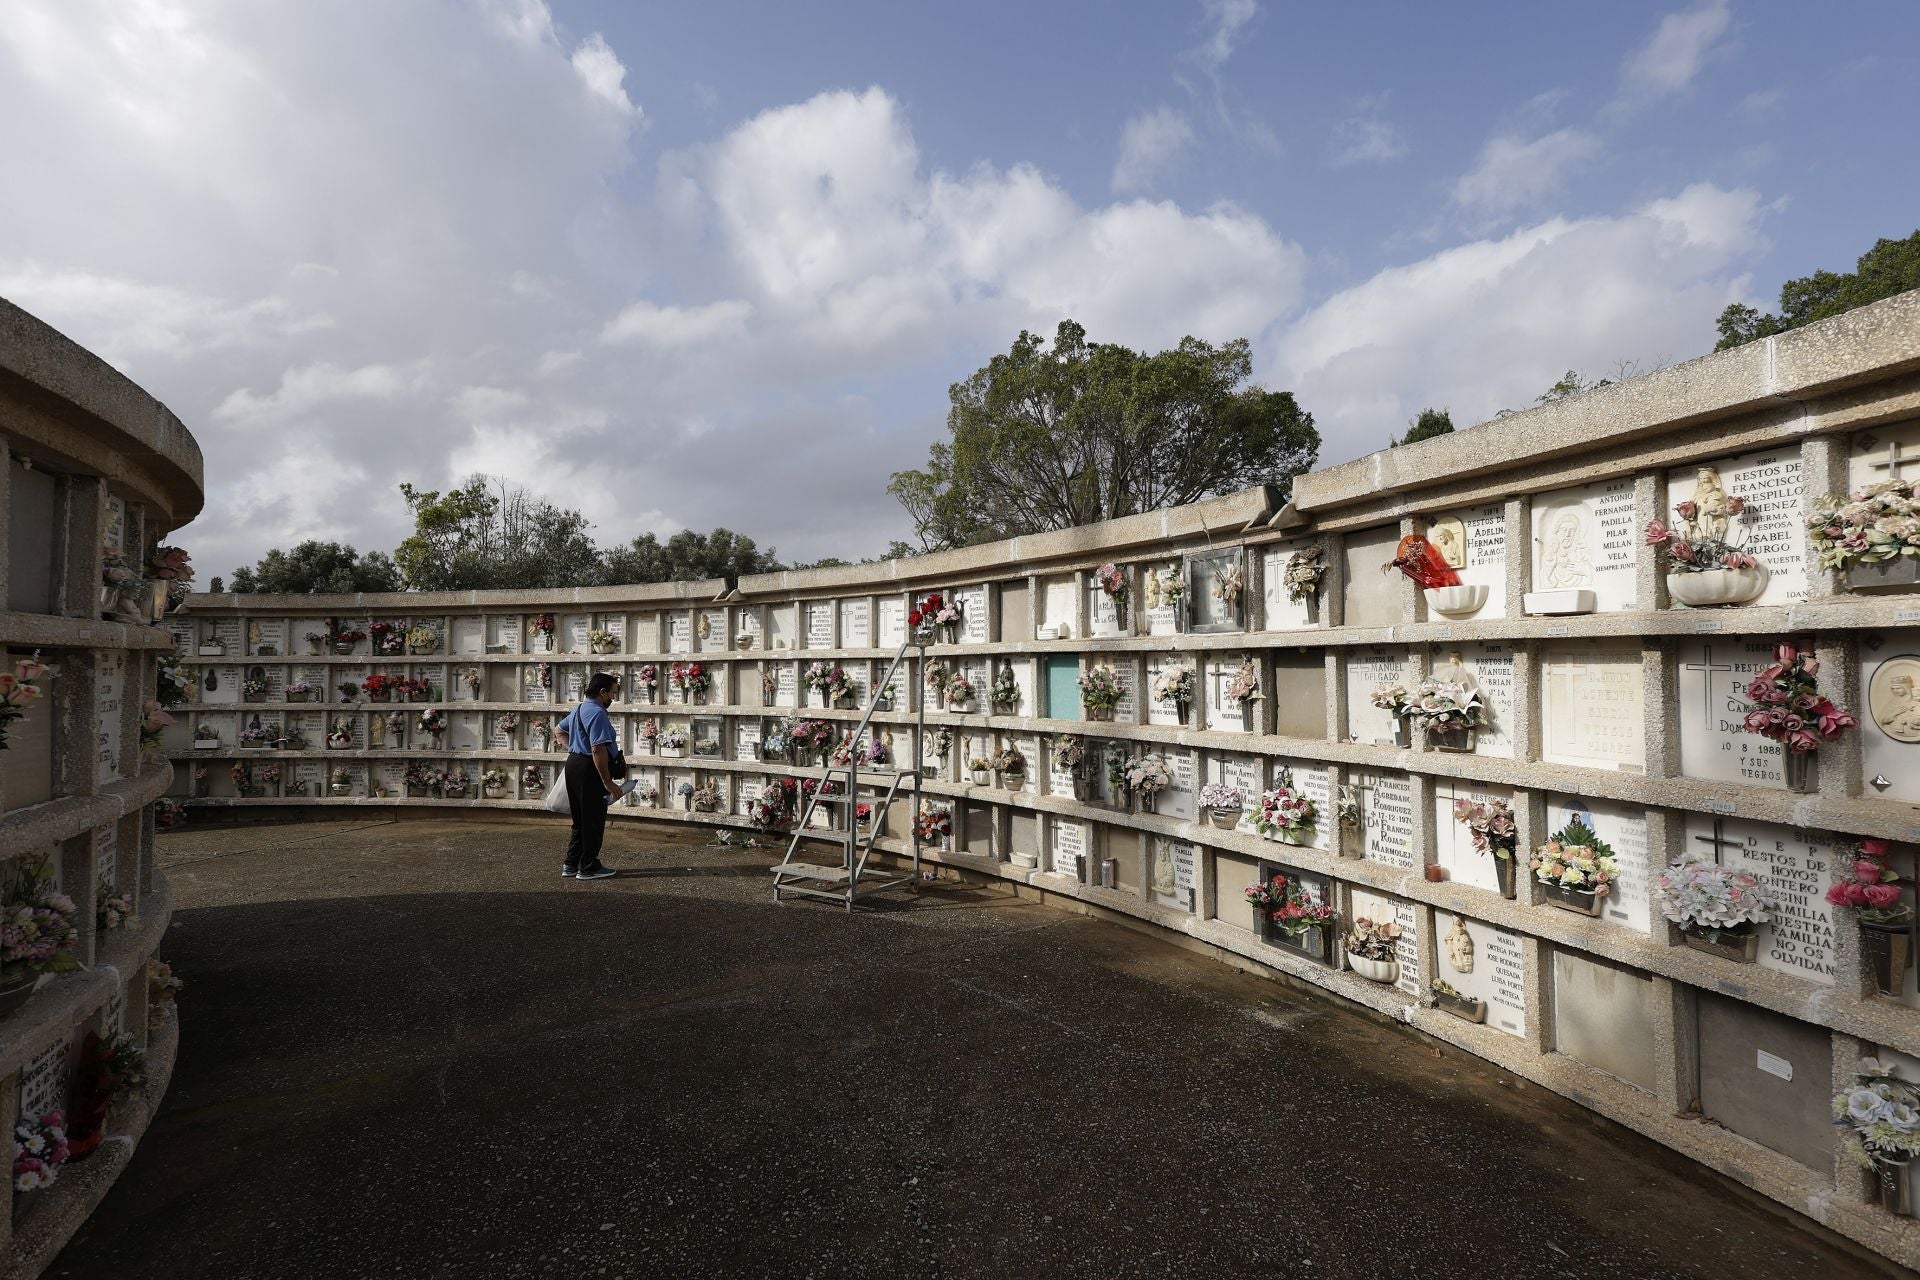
[1183,547,1247,635]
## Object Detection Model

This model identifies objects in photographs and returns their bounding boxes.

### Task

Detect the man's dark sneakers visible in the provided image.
[575,864,616,880]
[563,865,576,877]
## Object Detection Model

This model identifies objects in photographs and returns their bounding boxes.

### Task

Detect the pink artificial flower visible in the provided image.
[1644,520,1671,545]
[1725,495,1747,515]
[1785,729,1820,753]
[1669,539,1695,563]
[1801,655,1820,677]
[1816,706,1856,737]
[1862,838,1892,857]
[1674,500,1699,520]
[1826,882,1865,908]
[1863,883,1903,910]
[1773,643,1797,665]
[1855,859,1886,884]
[1742,710,1774,734]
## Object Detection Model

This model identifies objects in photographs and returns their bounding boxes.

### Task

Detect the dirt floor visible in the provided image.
[47,818,1898,1279]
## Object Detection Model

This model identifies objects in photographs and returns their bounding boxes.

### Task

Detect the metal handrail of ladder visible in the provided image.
[771,633,927,911]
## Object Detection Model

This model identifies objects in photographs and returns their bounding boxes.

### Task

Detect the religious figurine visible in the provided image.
[248,621,263,653]
[1692,467,1735,543]
[697,614,712,640]
[1445,917,1475,974]
[1151,843,1176,896]
[1539,511,1593,589]
[1143,565,1162,611]
[369,715,386,747]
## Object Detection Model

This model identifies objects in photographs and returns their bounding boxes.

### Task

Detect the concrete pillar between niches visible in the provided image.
[1322,648,1346,745]
[1408,771,1437,882]
[1193,834,1215,921]
[138,806,156,897]
[1831,1032,1876,1200]
[1407,645,1433,751]
[56,649,102,800]
[1801,433,1849,602]
[1519,932,1552,1054]
[1643,809,1687,947]
[59,474,107,620]
[1411,901,1439,1005]
[1511,640,1543,765]
[1649,976,1699,1114]
[1515,787,1548,909]
[115,812,141,910]
[1502,495,1530,618]
[1393,516,1421,627]
[1023,575,1041,646]
[1635,471,1668,613]
[1323,533,1348,629]
[1643,641,1679,780]
[59,830,95,967]
[0,1071,16,1252]
[1815,631,1863,800]
[117,649,150,785]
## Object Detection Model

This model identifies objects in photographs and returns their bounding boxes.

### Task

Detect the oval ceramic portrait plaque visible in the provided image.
[1869,654,1920,744]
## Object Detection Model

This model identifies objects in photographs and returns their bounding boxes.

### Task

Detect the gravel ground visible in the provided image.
[48,818,1895,1279]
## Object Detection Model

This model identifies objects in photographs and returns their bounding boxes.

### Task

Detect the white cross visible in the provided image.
[1867,439,1920,482]
[1693,819,1743,866]
[1681,646,1735,724]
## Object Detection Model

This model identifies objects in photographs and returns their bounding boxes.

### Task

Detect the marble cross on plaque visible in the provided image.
[1866,439,1920,483]
[1692,818,1742,865]
[1681,645,1735,723]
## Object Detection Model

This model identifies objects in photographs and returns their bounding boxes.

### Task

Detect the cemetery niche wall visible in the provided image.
[0,299,201,1278]
[169,291,1920,1267]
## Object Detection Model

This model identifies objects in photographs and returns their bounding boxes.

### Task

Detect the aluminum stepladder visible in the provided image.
[770,632,926,911]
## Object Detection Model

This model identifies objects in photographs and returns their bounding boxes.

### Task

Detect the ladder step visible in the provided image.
[772,862,853,884]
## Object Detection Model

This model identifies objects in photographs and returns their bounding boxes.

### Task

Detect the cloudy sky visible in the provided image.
[2,1,1916,576]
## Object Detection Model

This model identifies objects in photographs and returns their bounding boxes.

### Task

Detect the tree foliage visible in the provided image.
[229,541,403,594]
[1715,230,1920,351]
[1393,407,1454,446]
[602,528,783,585]
[889,320,1319,551]
[393,476,602,591]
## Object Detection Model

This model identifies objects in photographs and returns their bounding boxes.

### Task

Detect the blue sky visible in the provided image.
[0,1,1915,576]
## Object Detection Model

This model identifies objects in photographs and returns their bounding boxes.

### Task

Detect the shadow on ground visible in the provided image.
[52,819,1890,1279]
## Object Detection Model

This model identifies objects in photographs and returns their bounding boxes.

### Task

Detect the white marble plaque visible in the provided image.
[1362,772,1415,870]
[667,613,693,654]
[1213,754,1261,836]
[1848,421,1920,491]
[957,586,989,644]
[17,1038,68,1123]
[1145,563,1181,636]
[1862,631,1920,805]
[1109,662,1139,723]
[251,619,287,655]
[1145,655,1192,727]
[1450,502,1509,620]
[775,664,798,708]
[1545,794,1652,934]
[1039,577,1076,637]
[1676,637,1790,789]
[875,599,905,649]
[1668,448,1807,606]
[1052,818,1087,877]
[1432,779,1513,894]
[1161,750,1197,821]
[563,615,590,653]
[1351,889,1422,996]
[1344,648,1407,745]
[1150,837,1195,908]
[1438,915,1527,1038]
[95,825,118,894]
[489,615,522,652]
[1259,540,1320,632]
[804,603,833,648]
[1437,642,1515,758]
[839,599,871,649]
[105,494,125,550]
[1530,478,1637,612]
[1087,576,1123,637]
[1285,762,1333,852]
[1539,641,1646,772]
[733,719,761,762]
[696,608,727,652]
[95,649,126,783]
[1203,657,1253,734]
[1685,815,1836,984]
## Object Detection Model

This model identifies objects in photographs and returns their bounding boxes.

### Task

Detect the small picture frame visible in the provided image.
[1183,548,1247,635]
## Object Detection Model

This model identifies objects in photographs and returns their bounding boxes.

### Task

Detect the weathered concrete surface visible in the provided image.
[53,819,1894,1279]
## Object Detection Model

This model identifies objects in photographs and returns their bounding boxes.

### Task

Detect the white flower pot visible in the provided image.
[1424,584,1489,617]
[1349,954,1400,984]
[1665,566,1768,608]
[1522,588,1596,616]
[659,746,685,758]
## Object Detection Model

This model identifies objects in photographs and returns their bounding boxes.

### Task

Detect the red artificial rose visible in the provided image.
[1855,858,1886,884]
[1863,883,1904,910]
[908,609,922,626]
[1863,838,1892,858]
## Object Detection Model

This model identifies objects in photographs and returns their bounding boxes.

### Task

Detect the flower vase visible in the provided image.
[1139,791,1156,815]
[1175,701,1190,726]
[483,785,507,800]
[1239,701,1255,732]
[331,642,355,656]
[1434,990,1487,1024]
[1349,955,1399,985]
[970,769,990,786]
[1875,1158,1915,1217]
[0,972,38,1018]
[1430,725,1474,753]
[1070,774,1089,802]
[308,640,325,656]
[1681,924,1759,964]
[1391,720,1411,749]
[941,623,958,644]
[1544,882,1604,917]
[543,636,554,651]
[1666,567,1767,608]
[1086,705,1114,723]
[1846,557,1920,592]
[1206,808,1239,830]
[1782,750,1814,793]
[1302,595,1320,625]
[1493,854,1517,900]
[1864,921,1913,997]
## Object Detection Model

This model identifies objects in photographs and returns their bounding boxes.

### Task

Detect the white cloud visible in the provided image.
[1194,0,1258,71]
[1617,1,1733,105]
[1112,106,1195,193]
[1275,183,1767,456]
[1329,94,1407,167]
[1739,88,1783,116]
[600,299,754,348]
[213,361,425,428]
[1451,128,1599,220]
[570,32,640,119]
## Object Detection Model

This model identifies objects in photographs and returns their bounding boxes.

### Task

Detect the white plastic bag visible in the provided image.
[543,768,570,814]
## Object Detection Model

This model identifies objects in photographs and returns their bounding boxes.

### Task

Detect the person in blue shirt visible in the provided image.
[553,671,623,879]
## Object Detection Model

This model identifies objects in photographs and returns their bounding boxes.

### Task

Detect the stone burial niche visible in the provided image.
[0,298,203,1275]
[170,292,1920,1269]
